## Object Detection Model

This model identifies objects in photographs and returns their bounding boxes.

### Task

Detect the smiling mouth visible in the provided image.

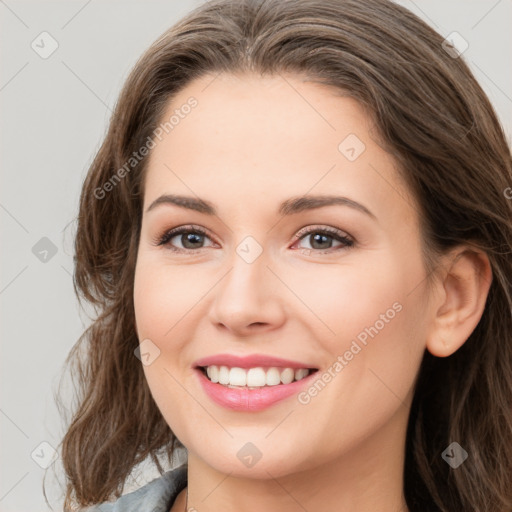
[196,365,319,389]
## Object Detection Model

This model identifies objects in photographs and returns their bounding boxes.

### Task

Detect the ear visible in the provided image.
[426,247,492,357]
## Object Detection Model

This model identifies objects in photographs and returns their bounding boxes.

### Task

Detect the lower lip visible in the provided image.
[195,368,317,412]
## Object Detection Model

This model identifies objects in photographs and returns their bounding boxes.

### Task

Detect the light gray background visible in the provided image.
[1,1,511,511]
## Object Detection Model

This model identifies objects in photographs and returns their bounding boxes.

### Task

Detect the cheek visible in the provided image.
[134,258,201,433]
[133,256,205,339]
[133,256,213,401]
[300,247,426,402]
[277,251,407,343]
[295,287,425,462]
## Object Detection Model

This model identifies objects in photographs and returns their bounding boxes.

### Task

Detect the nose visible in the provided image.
[207,248,286,337]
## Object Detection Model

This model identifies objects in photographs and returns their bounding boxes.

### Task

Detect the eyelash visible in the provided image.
[155,224,355,254]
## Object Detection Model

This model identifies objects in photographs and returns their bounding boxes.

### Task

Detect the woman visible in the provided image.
[54,0,512,510]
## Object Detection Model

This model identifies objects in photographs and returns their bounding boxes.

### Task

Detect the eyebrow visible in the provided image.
[145,194,376,220]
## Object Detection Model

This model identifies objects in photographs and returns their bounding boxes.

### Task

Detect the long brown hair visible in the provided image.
[51,0,512,510]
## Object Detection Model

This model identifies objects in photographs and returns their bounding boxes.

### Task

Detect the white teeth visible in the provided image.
[247,367,266,387]
[266,367,281,386]
[206,365,219,383]
[203,365,313,387]
[229,367,247,386]
[218,365,230,385]
[280,367,295,384]
[294,368,309,381]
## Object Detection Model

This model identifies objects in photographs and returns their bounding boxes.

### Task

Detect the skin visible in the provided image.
[133,72,492,512]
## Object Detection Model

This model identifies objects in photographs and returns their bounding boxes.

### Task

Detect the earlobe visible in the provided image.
[426,247,492,358]
[428,335,453,358]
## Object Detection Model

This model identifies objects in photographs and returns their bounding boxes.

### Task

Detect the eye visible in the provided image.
[154,224,354,254]
[292,226,354,254]
[155,225,215,253]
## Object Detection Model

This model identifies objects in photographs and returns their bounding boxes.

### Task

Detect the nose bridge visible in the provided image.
[219,237,272,305]
[208,234,285,331]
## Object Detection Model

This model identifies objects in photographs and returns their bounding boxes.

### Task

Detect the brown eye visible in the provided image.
[293,226,354,253]
[156,225,215,253]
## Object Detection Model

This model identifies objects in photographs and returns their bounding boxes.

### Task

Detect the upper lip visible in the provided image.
[193,353,318,370]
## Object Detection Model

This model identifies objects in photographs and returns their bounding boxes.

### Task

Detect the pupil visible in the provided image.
[311,233,331,250]
[183,233,203,249]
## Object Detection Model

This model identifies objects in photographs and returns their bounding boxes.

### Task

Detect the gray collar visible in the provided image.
[84,464,188,512]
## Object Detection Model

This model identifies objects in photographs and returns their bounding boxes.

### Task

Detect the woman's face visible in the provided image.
[134,72,434,478]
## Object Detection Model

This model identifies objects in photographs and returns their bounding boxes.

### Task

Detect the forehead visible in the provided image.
[143,72,415,224]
